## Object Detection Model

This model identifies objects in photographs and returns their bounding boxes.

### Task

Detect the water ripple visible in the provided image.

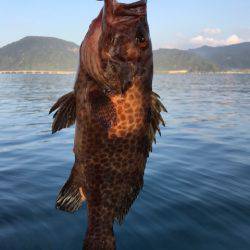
[0,74,250,250]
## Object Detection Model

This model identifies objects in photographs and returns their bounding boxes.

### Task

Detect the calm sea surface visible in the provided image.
[0,74,250,250]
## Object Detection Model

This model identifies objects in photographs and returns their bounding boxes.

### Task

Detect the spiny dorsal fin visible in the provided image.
[49,91,76,134]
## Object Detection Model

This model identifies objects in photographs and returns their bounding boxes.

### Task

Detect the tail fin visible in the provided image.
[56,179,86,213]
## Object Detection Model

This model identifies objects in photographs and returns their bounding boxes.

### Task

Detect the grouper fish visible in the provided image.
[49,0,166,249]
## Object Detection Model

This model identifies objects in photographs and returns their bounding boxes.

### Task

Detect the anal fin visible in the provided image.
[56,179,85,213]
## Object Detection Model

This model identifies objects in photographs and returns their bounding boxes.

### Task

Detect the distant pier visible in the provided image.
[1,70,249,75]
[0,70,75,75]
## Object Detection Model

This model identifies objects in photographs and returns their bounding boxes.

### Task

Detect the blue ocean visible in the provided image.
[0,74,250,250]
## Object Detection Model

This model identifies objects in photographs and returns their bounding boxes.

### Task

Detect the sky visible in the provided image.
[0,0,250,49]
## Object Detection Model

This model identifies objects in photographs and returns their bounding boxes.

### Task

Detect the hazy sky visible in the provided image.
[1,0,250,49]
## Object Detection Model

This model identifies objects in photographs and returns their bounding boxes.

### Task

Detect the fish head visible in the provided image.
[99,0,153,94]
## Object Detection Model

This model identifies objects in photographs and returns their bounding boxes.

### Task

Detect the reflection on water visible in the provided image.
[0,74,250,250]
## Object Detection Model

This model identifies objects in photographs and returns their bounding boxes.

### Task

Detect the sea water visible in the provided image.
[0,74,250,250]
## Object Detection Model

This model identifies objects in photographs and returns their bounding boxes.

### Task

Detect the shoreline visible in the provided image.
[156,70,250,75]
[0,70,250,75]
[0,70,75,75]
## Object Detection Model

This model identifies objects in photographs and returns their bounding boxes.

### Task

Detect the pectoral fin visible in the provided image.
[146,91,167,153]
[49,91,76,134]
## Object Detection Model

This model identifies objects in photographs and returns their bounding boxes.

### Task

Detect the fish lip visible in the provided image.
[115,0,146,8]
[112,0,147,17]
[100,0,146,7]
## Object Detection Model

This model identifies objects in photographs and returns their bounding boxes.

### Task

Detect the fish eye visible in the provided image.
[136,35,145,44]
[136,33,148,49]
[135,27,148,48]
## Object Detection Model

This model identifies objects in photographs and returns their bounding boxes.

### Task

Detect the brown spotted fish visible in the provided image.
[49,0,166,249]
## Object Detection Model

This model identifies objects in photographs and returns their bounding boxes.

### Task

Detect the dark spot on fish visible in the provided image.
[90,90,117,130]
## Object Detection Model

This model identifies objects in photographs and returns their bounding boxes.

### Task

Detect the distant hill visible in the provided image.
[0,36,79,71]
[190,42,250,70]
[153,49,220,72]
[0,36,249,72]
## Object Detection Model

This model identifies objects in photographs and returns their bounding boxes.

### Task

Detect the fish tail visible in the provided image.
[83,201,116,249]
[83,226,116,250]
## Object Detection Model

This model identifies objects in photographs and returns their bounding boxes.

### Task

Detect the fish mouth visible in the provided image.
[115,0,146,16]
[100,0,147,17]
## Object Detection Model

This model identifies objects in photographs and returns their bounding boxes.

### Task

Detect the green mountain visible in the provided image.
[190,42,250,70]
[153,49,220,72]
[0,36,249,72]
[0,36,79,71]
